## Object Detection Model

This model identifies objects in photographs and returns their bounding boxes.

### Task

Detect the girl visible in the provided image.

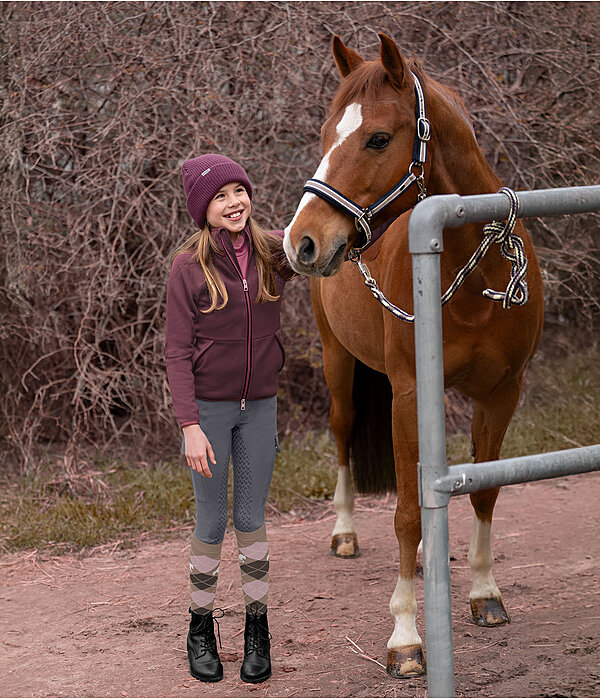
[165,154,295,684]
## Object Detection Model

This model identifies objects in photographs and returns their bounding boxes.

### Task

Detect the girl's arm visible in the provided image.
[165,254,205,427]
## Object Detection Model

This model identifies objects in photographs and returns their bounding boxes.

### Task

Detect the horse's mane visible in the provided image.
[330,57,475,137]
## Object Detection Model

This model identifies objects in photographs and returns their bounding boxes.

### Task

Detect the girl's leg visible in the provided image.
[231,396,278,614]
[187,400,238,611]
[231,397,277,683]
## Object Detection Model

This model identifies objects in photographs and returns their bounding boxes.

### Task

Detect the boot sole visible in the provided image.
[240,670,271,684]
[189,666,223,683]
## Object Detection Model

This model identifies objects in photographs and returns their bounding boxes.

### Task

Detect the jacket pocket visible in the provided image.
[248,332,285,398]
[192,338,214,373]
[194,339,246,399]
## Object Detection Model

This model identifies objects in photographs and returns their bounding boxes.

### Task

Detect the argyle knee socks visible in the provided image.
[235,524,269,615]
[189,535,222,615]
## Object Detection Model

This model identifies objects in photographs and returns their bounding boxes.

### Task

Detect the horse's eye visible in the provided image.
[367,133,390,149]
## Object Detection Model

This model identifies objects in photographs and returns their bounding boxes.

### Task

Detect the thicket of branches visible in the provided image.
[1,1,599,470]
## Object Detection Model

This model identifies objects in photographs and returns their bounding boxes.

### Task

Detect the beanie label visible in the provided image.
[201,168,211,176]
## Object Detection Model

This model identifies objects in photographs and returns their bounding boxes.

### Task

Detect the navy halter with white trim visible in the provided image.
[302,72,430,258]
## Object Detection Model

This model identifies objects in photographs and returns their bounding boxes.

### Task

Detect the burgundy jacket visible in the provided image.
[165,227,294,427]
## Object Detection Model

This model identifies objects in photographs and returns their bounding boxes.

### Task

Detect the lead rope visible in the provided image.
[352,187,529,322]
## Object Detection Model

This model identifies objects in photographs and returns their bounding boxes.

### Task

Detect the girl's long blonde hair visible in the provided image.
[172,218,281,313]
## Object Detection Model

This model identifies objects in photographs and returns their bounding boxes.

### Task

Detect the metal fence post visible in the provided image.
[410,199,462,698]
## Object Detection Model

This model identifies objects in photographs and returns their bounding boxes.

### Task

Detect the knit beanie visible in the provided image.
[181,154,253,229]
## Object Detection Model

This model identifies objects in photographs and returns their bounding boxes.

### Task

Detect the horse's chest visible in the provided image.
[320,263,388,369]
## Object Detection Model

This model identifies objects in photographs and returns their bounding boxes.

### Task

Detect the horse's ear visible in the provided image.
[379,33,409,90]
[332,35,365,78]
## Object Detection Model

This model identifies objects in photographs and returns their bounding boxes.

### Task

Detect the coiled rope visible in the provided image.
[353,187,529,322]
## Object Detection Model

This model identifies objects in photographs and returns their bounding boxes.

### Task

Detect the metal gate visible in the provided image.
[408,185,600,697]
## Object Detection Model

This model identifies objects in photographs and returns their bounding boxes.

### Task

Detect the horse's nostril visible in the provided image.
[298,235,316,264]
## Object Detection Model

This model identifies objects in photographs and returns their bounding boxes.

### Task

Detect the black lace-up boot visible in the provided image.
[240,605,272,683]
[187,608,224,682]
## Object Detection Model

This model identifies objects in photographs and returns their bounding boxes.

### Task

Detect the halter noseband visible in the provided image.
[302,72,430,259]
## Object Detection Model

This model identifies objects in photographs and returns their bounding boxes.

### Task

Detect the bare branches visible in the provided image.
[0,2,598,470]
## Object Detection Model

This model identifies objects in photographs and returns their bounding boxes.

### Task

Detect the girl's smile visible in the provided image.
[206,182,251,236]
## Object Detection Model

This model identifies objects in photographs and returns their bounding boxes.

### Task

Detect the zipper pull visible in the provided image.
[241,398,246,411]
[243,279,248,292]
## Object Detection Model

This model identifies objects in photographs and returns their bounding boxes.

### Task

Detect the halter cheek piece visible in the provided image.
[302,72,430,260]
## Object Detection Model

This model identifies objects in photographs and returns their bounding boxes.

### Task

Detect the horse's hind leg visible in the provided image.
[311,280,359,558]
[468,376,523,627]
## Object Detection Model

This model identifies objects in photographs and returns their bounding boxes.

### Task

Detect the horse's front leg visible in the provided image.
[311,281,359,558]
[327,349,359,558]
[386,385,426,677]
[467,376,523,626]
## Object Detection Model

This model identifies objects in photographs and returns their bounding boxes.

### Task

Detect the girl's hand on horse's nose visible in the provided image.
[183,425,217,477]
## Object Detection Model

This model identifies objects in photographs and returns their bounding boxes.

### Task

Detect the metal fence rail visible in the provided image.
[408,185,600,698]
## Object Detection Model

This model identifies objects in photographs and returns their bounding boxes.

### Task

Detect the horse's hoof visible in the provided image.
[386,646,426,678]
[330,533,360,558]
[470,597,510,627]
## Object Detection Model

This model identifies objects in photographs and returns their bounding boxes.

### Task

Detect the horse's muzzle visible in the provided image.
[288,234,347,277]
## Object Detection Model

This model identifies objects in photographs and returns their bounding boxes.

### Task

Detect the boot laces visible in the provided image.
[246,603,272,656]
[191,608,224,651]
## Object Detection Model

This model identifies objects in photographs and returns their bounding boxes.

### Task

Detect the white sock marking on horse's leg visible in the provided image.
[331,465,355,536]
[467,515,501,600]
[284,102,363,251]
[387,576,422,649]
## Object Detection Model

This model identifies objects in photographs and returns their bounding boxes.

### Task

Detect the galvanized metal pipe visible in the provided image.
[408,183,600,698]
[412,238,455,698]
[436,444,600,496]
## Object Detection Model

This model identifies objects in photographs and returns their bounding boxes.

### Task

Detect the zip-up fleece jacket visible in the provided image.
[165,227,294,427]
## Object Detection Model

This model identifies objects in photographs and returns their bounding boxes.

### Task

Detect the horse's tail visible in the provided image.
[350,359,396,494]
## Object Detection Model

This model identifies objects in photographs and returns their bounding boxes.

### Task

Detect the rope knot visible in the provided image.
[481,187,529,309]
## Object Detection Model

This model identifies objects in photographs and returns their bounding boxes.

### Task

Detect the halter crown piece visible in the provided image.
[303,72,430,260]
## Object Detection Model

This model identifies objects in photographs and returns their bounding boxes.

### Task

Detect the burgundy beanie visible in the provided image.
[181,154,253,229]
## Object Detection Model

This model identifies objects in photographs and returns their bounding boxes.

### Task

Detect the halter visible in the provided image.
[302,72,430,259]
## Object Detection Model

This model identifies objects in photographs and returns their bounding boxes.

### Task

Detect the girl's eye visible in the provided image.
[367,133,390,149]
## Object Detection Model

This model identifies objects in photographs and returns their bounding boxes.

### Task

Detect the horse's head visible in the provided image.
[284,34,430,277]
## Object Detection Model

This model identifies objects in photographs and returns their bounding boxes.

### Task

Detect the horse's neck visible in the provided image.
[426,82,504,257]
[428,83,501,199]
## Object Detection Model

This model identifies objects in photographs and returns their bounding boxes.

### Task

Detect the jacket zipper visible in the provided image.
[221,235,252,410]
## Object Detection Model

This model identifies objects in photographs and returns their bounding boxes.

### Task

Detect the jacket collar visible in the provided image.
[211,224,252,254]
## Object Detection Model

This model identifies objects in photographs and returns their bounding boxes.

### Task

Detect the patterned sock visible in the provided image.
[189,535,222,615]
[236,523,269,615]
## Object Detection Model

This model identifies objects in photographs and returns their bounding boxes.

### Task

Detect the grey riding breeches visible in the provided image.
[183,397,279,544]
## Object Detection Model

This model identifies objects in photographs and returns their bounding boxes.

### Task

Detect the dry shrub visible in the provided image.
[1,2,599,470]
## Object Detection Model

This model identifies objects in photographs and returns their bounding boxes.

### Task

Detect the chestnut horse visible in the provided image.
[283,34,543,678]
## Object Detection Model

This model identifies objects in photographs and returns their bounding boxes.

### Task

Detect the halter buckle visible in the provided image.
[417,117,431,142]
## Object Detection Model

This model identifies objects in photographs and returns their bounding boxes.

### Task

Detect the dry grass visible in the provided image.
[2,345,597,556]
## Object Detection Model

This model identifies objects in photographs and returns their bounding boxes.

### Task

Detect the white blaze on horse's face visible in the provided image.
[283,103,363,270]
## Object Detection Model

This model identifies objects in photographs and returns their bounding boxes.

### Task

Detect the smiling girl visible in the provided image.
[165,154,295,684]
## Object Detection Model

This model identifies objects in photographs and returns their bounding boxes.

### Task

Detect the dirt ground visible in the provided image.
[1,472,599,698]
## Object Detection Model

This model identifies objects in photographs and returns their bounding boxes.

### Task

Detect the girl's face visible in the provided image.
[206,181,251,234]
